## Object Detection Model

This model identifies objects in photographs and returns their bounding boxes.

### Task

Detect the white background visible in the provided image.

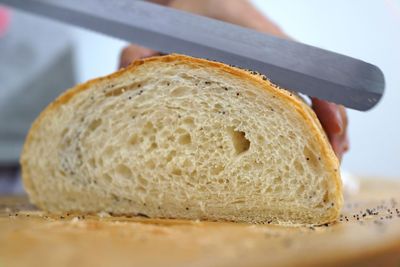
[68,0,400,178]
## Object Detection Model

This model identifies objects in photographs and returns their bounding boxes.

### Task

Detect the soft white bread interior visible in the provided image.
[21,54,342,225]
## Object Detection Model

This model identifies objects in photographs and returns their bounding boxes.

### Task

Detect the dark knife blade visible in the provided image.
[0,0,385,110]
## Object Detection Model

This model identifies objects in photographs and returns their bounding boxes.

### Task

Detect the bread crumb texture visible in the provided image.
[21,54,342,225]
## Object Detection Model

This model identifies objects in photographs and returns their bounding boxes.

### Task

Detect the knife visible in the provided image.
[0,0,385,111]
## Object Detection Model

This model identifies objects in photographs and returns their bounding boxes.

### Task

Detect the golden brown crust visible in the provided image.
[21,54,342,219]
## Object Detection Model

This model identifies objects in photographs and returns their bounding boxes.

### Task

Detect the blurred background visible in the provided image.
[0,0,399,195]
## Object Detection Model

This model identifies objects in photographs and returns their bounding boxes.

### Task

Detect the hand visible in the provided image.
[119,0,349,161]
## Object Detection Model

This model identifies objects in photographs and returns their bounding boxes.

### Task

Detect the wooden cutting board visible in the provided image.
[0,177,400,267]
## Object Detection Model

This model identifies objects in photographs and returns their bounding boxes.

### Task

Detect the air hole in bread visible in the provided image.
[88,158,96,168]
[137,174,148,186]
[274,185,282,193]
[294,159,304,174]
[183,159,192,168]
[129,134,138,146]
[148,142,158,151]
[145,160,156,169]
[142,122,156,136]
[214,103,222,110]
[166,150,176,162]
[135,185,146,194]
[323,191,329,204]
[243,164,251,171]
[176,128,186,134]
[116,164,132,180]
[211,165,224,175]
[182,117,195,127]
[105,87,126,97]
[172,169,182,176]
[104,82,143,97]
[104,173,113,183]
[103,146,114,157]
[87,119,102,132]
[60,128,69,138]
[227,127,250,155]
[274,176,282,183]
[171,86,187,97]
[231,200,245,204]
[296,184,305,194]
[178,133,191,145]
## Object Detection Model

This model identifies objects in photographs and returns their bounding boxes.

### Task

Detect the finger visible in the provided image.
[311,98,343,134]
[329,133,343,162]
[338,105,348,134]
[119,44,160,69]
[311,98,349,162]
[329,132,349,162]
[327,108,349,162]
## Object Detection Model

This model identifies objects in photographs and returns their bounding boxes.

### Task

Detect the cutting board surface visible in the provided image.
[1,177,400,267]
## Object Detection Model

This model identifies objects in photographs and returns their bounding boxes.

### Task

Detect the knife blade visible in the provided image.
[0,0,385,111]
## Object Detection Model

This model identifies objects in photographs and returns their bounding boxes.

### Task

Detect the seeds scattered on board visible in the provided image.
[336,199,399,224]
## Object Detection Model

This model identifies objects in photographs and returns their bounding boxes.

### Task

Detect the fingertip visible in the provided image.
[119,45,158,69]
[311,98,343,134]
[334,108,343,134]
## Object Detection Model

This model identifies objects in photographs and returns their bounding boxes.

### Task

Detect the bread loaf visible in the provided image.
[21,54,342,225]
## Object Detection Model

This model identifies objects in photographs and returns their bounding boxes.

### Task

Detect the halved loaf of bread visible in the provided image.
[21,54,342,225]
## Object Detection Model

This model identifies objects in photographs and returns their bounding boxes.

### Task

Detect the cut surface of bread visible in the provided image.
[21,54,342,225]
